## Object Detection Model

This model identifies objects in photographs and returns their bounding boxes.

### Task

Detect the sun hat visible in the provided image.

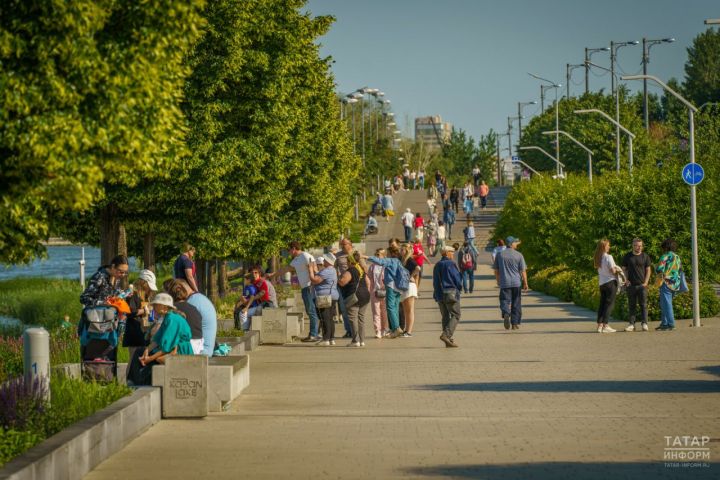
[138,269,158,291]
[441,245,455,253]
[315,256,324,265]
[150,293,175,309]
[505,236,521,246]
[323,253,336,265]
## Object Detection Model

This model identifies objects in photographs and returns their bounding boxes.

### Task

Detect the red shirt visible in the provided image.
[413,217,424,229]
[413,243,426,266]
[254,279,270,303]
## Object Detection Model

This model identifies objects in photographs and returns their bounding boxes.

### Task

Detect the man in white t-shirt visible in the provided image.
[288,241,321,341]
[401,208,415,243]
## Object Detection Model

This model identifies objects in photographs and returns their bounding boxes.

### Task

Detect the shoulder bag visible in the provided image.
[315,279,334,309]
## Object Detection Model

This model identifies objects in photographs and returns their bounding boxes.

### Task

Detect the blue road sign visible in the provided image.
[511,156,520,162]
[682,163,704,186]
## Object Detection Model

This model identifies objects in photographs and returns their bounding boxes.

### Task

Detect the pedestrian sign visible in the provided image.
[682,163,704,186]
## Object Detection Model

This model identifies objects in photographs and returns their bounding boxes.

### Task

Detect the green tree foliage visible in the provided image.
[518,91,654,175]
[0,0,205,264]
[683,28,720,106]
[438,128,498,185]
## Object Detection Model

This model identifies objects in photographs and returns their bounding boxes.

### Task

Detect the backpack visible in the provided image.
[394,262,410,291]
[461,250,473,271]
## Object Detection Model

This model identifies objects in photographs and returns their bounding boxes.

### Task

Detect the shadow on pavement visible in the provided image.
[696,365,720,378]
[402,462,718,479]
[413,380,720,394]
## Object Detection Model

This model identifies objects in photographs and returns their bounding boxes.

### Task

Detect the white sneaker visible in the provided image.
[360,342,365,346]
[597,324,603,333]
[602,325,616,333]
[375,333,382,339]
[330,340,336,346]
[625,324,635,332]
[347,342,361,347]
[641,323,649,332]
[317,340,330,346]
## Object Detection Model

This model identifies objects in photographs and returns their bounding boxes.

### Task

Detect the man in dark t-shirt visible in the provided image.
[173,243,199,293]
[621,238,653,332]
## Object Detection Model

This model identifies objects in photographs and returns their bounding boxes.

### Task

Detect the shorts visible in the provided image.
[386,209,395,217]
[401,282,418,301]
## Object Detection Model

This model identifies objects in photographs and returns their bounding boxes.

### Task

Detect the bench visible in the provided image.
[251,307,303,344]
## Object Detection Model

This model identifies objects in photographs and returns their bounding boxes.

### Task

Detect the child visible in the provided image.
[234,274,259,330]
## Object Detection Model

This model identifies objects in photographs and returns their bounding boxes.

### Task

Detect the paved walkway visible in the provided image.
[86,191,720,479]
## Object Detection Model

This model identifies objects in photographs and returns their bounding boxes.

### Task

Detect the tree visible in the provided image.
[683,28,720,106]
[0,0,205,265]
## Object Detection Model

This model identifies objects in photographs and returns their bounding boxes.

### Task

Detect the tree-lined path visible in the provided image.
[86,191,719,479]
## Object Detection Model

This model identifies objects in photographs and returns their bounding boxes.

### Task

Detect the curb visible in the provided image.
[0,387,161,480]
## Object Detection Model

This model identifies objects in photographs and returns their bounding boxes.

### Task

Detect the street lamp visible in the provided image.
[585,60,625,172]
[511,157,543,178]
[496,132,511,185]
[529,73,562,175]
[584,46,610,94]
[542,130,594,182]
[642,37,675,131]
[566,63,584,98]
[507,115,522,157]
[610,41,639,170]
[518,146,565,177]
[574,108,635,172]
[705,18,720,25]
[622,74,701,328]
[517,101,537,142]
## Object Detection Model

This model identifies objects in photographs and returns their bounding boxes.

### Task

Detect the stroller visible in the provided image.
[78,300,128,382]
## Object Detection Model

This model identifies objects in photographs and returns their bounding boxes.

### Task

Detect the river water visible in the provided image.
[0,246,137,281]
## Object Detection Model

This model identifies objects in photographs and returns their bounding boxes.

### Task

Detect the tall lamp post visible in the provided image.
[517,101,537,142]
[585,60,624,172]
[496,132,511,185]
[705,18,720,25]
[508,115,522,157]
[610,41,639,170]
[641,37,675,131]
[542,130,594,182]
[574,108,635,172]
[518,146,565,177]
[529,73,561,175]
[584,46,610,94]
[622,74,701,327]
[566,63,584,98]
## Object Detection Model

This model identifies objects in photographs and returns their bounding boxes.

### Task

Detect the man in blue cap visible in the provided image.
[492,236,528,330]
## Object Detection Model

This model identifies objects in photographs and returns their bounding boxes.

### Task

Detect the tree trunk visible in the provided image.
[143,233,156,273]
[195,259,206,294]
[218,261,228,298]
[207,260,218,303]
[100,203,120,266]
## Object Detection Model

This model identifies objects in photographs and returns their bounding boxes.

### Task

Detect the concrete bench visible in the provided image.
[251,308,303,344]
[207,355,250,412]
[216,330,259,354]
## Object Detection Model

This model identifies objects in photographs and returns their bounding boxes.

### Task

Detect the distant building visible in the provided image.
[414,116,452,151]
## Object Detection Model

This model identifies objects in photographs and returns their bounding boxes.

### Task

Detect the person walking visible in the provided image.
[463,192,474,216]
[493,236,529,330]
[413,212,425,242]
[449,187,459,213]
[491,239,506,264]
[412,237,430,289]
[368,248,389,338]
[287,241,321,342]
[594,239,622,333]
[310,253,339,346]
[418,169,425,189]
[655,238,685,331]
[382,192,394,221]
[433,245,463,347]
[463,218,478,254]
[478,181,490,210]
[472,165,481,186]
[443,207,456,240]
[436,221,447,255]
[401,208,415,243]
[366,246,405,338]
[457,242,477,294]
[621,238,653,332]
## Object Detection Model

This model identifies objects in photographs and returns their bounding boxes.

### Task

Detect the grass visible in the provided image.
[0,278,82,329]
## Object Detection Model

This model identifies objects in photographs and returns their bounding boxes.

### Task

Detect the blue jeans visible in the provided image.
[404,226,412,243]
[385,288,401,330]
[302,286,320,337]
[659,284,676,327]
[500,287,522,325]
[338,293,352,335]
[462,269,474,293]
[467,239,478,255]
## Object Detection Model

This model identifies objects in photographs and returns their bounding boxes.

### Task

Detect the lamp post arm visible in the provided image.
[574,109,636,138]
[621,75,698,112]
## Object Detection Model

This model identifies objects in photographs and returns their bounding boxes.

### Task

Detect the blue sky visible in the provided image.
[304,0,717,141]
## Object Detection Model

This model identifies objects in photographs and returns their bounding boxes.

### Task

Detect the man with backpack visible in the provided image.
[433,245,463,348]
[457,242,477,294]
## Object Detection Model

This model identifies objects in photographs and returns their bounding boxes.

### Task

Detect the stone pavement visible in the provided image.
[86,191,720,480]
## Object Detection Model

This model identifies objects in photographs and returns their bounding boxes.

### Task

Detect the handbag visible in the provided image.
[442,288,457,303]
[678,270,689,293]
[315,280,335,309]
[343,271,361,308]
[374,288,386,299]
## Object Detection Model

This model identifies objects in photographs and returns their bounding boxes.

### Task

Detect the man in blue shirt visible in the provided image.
[493,236,529,330]
[433,245,463,348]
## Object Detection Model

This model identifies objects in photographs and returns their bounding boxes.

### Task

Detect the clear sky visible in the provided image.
[304,0,717,141]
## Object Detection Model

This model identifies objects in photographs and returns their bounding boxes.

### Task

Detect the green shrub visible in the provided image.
[0,429,42,466]
[529,265,720,321]
[0,278,82,329]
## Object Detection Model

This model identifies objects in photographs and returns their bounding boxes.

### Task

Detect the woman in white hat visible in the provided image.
[123,269,158,362]
[139,293,193,363]
[310,253,339,346]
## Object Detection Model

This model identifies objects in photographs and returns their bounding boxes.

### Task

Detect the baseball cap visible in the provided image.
[505,236,521,245]
[138,269,158,291]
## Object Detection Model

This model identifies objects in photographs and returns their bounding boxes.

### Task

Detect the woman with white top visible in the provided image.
[593,239,623,333]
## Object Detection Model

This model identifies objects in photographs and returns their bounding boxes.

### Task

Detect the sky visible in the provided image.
[304,0,718,141]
